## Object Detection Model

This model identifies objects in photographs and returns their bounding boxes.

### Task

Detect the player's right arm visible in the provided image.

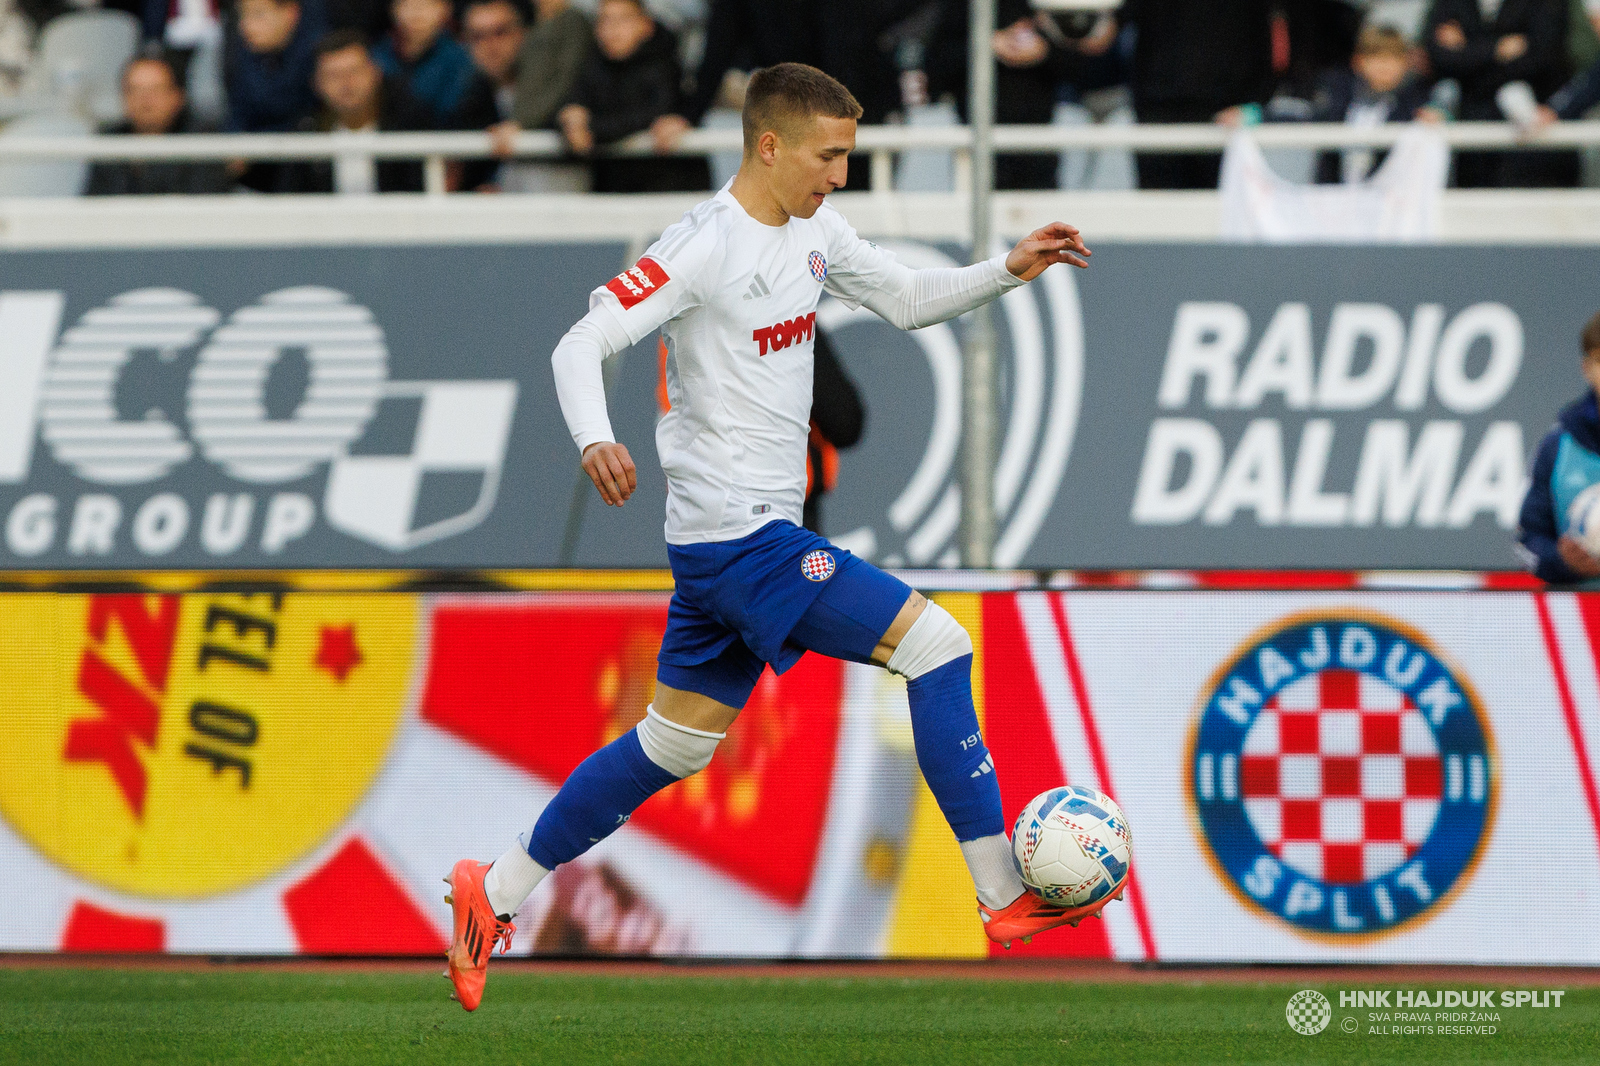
[551,225,716,506]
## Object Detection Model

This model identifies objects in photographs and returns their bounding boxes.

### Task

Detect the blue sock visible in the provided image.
[525,728,679,870]
[906,654,1004,842]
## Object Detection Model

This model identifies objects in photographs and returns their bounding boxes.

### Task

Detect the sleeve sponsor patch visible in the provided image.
[604,257,671,310]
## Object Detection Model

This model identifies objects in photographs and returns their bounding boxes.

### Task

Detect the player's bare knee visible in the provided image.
[900,590,928,622]
[636,705,725,778]
[885,601,972,680]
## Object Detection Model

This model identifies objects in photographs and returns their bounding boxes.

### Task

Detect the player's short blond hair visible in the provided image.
[742,63,862,155]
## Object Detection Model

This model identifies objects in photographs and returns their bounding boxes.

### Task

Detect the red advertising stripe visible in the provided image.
[60,901,164,952]
[283,838,447,955]
[981,594,1111,959]
[1194,571,1359,590]
[1540,593,1600,855]
[1048,594,1159,961]
[421,600,844,906]
[1480,572,1544,591]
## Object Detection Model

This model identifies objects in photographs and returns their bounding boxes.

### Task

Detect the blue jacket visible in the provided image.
[1519,391,1600,582]
[224,5,327,133]
[1550,56,1600,120]
[372,33,475,125]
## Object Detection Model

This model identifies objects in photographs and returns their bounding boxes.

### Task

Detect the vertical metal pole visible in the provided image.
[424,154,447,196]
[962,0,997,569]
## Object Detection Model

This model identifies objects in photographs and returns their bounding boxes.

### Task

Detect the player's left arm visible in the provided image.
[826,216,1090,332]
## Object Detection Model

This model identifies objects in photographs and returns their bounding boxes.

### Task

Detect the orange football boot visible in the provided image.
[443,859,516,1011]
[979,883,1125,949]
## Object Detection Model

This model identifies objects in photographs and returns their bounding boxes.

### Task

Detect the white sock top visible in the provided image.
[482,836,551,919]
[961,833,1027,911]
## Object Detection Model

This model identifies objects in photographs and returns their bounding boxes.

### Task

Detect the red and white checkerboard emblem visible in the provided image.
[1239,668,1440,885]
[800,549,835,582]
[808,250,827,283]
[1191,614,1494,937]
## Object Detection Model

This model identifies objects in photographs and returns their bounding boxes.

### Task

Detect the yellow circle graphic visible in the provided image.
[0,591,417,899]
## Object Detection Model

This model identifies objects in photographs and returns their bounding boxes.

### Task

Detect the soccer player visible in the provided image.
[444,62,1097,1009]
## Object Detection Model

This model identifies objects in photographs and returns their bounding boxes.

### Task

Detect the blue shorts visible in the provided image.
[657,520,913,709]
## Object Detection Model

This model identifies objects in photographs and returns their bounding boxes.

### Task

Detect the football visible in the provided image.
[1011,785,1133,909]
[1568,482,1600,556]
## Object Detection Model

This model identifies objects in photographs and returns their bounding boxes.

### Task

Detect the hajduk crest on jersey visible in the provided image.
[1190,611,1494,937]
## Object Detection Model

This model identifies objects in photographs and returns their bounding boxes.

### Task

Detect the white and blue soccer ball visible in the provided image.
[1568,483,1600,557]
[1011,786,1133,908]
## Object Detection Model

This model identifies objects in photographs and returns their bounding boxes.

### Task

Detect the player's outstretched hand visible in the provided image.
[1005,223,1091,281]
[582,441,637,506]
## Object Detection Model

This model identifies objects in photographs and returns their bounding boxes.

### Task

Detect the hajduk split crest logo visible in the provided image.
[1190,611,1494,937]
[808,250,827,283]
[800,549,835,582]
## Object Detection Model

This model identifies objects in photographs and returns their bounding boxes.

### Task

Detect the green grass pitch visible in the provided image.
[1,968,1595,1066]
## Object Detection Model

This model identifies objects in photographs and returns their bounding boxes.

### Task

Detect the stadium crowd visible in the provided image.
[5,0,1600,193]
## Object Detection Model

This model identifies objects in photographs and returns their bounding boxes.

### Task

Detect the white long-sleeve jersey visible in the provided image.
[552,182,1024,545]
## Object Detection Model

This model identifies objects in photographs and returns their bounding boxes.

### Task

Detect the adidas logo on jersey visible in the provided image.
[752,312,816,356]
[741,274,772,301]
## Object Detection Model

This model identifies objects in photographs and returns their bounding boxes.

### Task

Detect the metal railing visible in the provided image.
[4,121,1600,196]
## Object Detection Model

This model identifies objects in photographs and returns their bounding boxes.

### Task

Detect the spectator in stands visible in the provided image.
[279,28,434,193]
[0,0,33,98]
[1220,25,1435,184]
[85,53,234,195]
[1112,0,1279,189]
[1281,0,1365,100]
[654,0,821,144]
[511,0,589,131]
[373,0,476,121]
[1425,0,1576,186]
[325,0,388,40]
[453,0,525,190]
[146,0,229,127]
[930,0,1116,190]
[226,0,325,133]
[1533,7,1600,126]
[556,0,707,191]
[1518,312,1600,585]
[150,0,223,73]
[650,0,919,186]
[226,0,326,191]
